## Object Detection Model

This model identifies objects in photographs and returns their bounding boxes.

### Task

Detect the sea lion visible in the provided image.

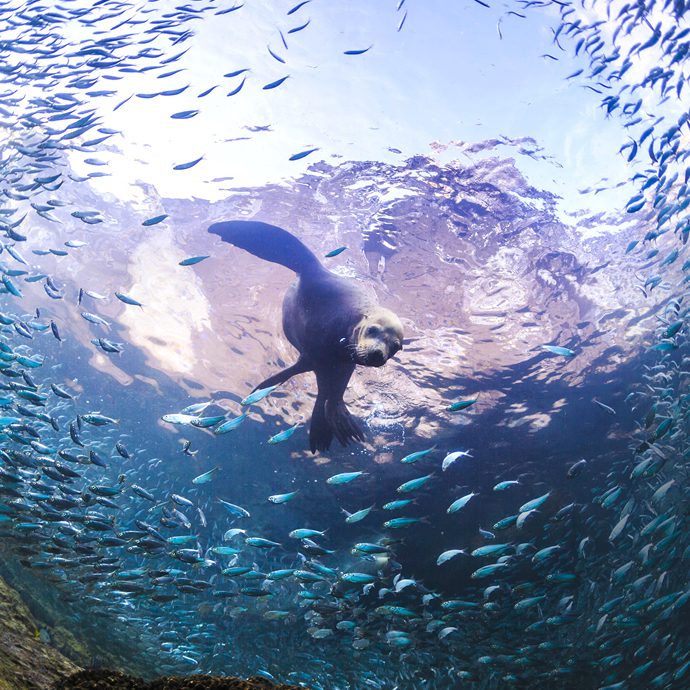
[208,220,404,453]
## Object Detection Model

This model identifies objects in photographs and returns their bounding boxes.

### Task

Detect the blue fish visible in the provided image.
[192,466,220,485]
[263,75,289,90]
[173,156,204,171]
[170,110,199,119]
[142,214,168,227]
[289,148,319,161]
[324,246,347,258]
[179,256,209,266]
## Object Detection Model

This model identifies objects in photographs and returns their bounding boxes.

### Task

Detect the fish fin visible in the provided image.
[253,357,311,392]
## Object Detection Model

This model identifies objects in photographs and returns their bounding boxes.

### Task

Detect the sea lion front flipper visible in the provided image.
[253,357,311,393]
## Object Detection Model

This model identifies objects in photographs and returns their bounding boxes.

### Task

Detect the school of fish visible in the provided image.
[0,0,687,688]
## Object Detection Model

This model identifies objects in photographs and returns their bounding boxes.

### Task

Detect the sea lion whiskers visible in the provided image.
[344,342,369,365]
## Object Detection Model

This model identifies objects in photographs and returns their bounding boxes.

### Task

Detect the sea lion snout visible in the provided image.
[367,348,386,367]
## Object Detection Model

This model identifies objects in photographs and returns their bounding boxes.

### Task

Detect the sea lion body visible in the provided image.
[208,220,403,452]
[282,271,368,360]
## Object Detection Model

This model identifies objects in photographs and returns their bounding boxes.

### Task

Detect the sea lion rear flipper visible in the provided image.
[326,400,366,446]
[309,363,360,453]
[309,396,333,453]
[252,357,311,392]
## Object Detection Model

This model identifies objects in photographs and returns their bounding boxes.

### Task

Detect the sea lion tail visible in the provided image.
[208,220,322,275]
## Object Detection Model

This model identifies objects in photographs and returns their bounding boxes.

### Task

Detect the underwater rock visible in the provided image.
[52,669,308,690]
[0,556,159,677]
[148,676,308,689]
[52,670,143,690]
[0,574,79,689]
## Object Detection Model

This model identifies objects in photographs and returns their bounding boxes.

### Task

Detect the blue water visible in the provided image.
[0,1,688,688]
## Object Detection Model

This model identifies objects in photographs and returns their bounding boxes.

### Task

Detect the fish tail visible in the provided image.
[208,220,323,276]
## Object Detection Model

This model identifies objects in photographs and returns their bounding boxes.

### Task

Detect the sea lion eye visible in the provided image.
[366,326,380,336]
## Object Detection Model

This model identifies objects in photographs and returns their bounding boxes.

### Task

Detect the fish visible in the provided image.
[436,549,466,565]
[213,414,247,434]
[353,543,389,555]
[262,76,289,90]
[241,385,278,406]
[288,528,325,539]
[173,154,205,171]
[192,466,220,485]
[383,517,421,529]
[343,46,372,55]
[161,414,199,426]
[289,148,319,161]
[400,445,436,464]
[170,110,199,120]
[478,527,495,540]
[446,398,478,412]
[142,214,168,226]
[442,449,472,471]
[224,68,250,78]
[226,78,247,97]
[131,484,155,501]
[472,562,510,580]
[81,414,117,426]
[567,460,587,478]
[181,402,212,415]
[91,338,123,354]
[342,506,373,523]
[210,546,240,556]
[191,415,226,429]
[324,246,347,258]
[245,537,281,549]
[326,471,366,486]
[382,499,413,511]
[340,572,376,584]
[287,0,310,14]
[217,500,250,518]
[447,492,476,514]
[541,344,575,357]
[593,399,616,415]
[493,480,520,491]
[267,490,299,504]
[267,422,302,444]
[115,292,143,308]
[472,542,513,559]
[178,256,209,266]
[396,474,433,493]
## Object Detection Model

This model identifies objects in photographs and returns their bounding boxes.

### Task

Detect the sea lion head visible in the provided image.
[350,307,404,367]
